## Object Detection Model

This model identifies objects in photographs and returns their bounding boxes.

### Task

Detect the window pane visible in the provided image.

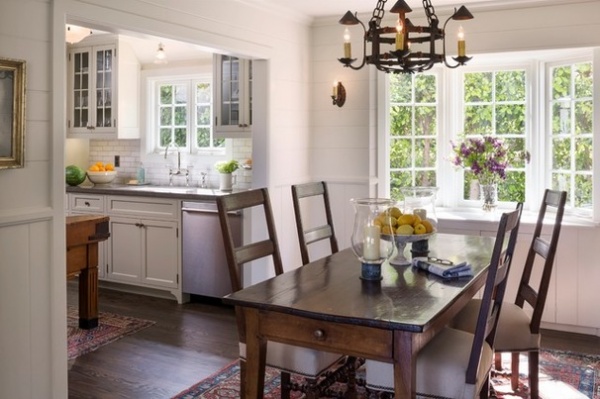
[495,70,526,102]
[464,72,492,102]
[390,106,412,136]
[160,107,172,125]
[197,105,210,125]
[496,104,525,134]
[575,174,592,208]
[464,105,493,134]
[552,138,571,170]
[174,106,187,125]
[390,139,411,168]
[196,127,209,147]
[160,128,171,146]
[575,63,593,98]
[174,128,186,147]
[390,171,413,201]
[160,85,172,104]
[196,82,211,103]
[414,75,436,103]
[414,139,436,168]
[575,138,593,171]
[415,170,436,187]
[390,74,412,103]
[552,66,571,100]
[174,85,188,104]
[499,171,526,202]
[575,100,593,134]
[552,102,571,134]
[414,106,436,135]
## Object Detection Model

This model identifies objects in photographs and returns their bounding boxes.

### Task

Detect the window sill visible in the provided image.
[436,207,597,234]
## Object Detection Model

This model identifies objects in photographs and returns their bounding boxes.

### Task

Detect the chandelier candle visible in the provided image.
[344,28,352,58]
[395,19,404,50]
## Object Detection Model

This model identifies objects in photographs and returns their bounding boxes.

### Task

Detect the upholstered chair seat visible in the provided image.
[453,300,541,351]
[239,342,342,378]
[366,327,494,398]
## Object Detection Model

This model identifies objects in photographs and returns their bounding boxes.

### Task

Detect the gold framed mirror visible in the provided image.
[0,57,26,169]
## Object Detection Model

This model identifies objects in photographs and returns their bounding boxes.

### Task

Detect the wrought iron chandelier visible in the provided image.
[338,0,474,74]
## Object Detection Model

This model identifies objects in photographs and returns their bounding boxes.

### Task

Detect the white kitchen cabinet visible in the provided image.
[67,193,107,278]
[107,216,179,289]
[213,54,252,138]
[106,196,181,300]
[67,35,140,139]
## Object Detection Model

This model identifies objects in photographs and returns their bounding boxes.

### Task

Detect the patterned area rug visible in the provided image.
[172,350,600,399]
[67,306,155,360]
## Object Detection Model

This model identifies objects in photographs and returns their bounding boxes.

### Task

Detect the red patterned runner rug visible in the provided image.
[172,349,599,398]
[67,306,155,360]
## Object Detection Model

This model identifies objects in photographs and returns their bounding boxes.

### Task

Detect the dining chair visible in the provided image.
[452,189,567,399]
[365,205,523,399]
[216,188,349,399]
[291,181,339,265]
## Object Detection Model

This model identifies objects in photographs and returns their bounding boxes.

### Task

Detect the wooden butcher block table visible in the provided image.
[66,215,110,329]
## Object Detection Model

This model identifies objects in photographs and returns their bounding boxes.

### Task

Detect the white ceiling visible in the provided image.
[70,0,562,65]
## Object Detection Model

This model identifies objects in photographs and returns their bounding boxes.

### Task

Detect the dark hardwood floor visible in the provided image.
[67,283,600,398]
[67,283,239,398]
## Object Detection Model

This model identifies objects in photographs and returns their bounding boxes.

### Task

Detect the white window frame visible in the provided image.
[147,74,224,156]
[378,48,596,221]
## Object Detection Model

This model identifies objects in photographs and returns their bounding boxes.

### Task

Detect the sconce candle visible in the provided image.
[457,25,466,57]
[343,28,352,58]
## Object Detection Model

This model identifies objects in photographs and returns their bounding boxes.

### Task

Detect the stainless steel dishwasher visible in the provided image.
[181,201,242,298]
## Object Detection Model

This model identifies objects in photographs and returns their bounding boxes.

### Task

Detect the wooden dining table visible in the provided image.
[223,233,496,399]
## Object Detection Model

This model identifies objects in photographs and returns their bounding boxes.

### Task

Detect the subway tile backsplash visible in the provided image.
[89,138,253,189]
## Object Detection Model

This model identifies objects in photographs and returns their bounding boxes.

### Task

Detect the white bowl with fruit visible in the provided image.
[87,162,117,184]
[379,208,437,266]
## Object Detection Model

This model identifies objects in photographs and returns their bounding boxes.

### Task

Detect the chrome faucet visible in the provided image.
[164,143,189,186]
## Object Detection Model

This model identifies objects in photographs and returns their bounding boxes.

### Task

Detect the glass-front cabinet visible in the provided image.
[214,54,252,138]
[67,35,140,139]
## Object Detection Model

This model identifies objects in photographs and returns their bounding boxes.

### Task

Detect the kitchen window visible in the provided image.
[151,77,224,153]
[379,49,594,218]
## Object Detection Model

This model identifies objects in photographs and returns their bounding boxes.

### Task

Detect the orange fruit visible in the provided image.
[89,165,100,172]
[105,163,114,171]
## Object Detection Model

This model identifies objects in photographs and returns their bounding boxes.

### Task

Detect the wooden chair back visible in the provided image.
[466,204,523,384]
[216,188,284,341]
[515,189,567,334]
[291,181,339,265]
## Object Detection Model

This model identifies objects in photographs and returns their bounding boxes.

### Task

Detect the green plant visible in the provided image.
[215,160,239,174]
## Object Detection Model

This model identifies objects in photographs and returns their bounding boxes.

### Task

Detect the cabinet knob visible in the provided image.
[313,329,326,340]
[84,201,90,207]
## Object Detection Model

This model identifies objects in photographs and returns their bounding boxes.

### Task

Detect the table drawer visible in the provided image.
[259,311,393,359]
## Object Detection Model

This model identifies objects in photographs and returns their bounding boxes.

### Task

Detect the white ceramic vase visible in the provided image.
[219,173,236,191]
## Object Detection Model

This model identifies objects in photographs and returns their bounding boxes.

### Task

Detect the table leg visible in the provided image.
[394,331,417,399]
[244,308,267,399]
[78,243,99,329]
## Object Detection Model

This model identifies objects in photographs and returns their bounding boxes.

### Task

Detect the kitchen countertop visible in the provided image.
[66,183,245,201]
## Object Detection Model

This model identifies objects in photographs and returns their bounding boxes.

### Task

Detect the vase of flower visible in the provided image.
[479,182,498,212]
[215,160,240,192]
[450,135,530,212]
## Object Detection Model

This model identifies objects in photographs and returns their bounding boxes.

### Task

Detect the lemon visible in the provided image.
[398,214,415,226]
[414,223,427,235]
[382,225,394,235]
[421,220,434,234]
[388,206,402,219]
[396,224,414,235]
[412,214,422,227]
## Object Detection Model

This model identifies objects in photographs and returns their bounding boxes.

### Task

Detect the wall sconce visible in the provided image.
[331,81,346,107]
